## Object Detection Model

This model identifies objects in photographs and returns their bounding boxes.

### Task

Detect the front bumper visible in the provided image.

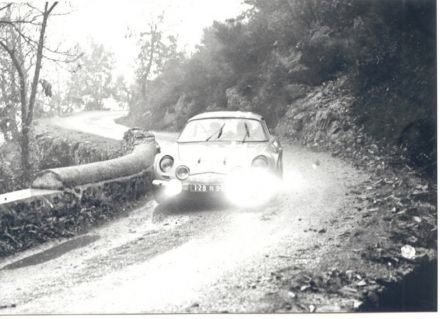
[153,168,280,206]
[152,178,227,205]
[153,176,225,193]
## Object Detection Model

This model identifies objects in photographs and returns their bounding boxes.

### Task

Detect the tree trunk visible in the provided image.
[20,2,57,184]
[26,2,56,127]
[141,24,157,101]
[20,126,30,184]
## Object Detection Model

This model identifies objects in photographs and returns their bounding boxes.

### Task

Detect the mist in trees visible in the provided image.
[126,15,184,122]
[125,0,435,167]
[66,41,116,111]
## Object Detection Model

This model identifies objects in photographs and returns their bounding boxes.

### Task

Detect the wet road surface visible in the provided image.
[0,111,366,313]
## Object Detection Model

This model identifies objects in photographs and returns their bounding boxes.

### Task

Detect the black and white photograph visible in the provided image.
[0,0,436,314]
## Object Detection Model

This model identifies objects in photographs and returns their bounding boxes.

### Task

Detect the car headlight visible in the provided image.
[175,165,190,180]
[159,155,174,173]
[252,155,268,168]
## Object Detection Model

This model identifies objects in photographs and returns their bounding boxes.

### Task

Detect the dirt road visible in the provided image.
[0,111,367,313]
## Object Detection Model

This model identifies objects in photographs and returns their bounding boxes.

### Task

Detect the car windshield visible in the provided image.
[178,118,268,143]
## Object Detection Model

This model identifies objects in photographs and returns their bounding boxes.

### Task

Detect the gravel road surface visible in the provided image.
[0,111,367,314]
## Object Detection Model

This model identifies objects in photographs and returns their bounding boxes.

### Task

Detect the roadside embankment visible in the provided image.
[272,76,437,312]
[266,159,436,312]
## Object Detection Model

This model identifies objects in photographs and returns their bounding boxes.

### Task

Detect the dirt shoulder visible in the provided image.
[263,140,437,312]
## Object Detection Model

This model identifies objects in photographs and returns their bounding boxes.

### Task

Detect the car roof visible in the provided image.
[188,111,264,121]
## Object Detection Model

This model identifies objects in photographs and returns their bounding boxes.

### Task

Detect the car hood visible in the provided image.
[175,142,268,170]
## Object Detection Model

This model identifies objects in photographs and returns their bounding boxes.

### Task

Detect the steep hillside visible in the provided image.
[123,0,436,176]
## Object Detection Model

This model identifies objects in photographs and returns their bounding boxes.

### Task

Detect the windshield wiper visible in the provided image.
[241,122,250,143]
[206,123,225,141]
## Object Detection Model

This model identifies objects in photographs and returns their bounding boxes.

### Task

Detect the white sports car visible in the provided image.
[152,111,283,207]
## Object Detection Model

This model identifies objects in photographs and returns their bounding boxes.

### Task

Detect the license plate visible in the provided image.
[189,184,222,192]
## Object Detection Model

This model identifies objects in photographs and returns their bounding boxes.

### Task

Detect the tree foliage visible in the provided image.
[66,41,115,111]
[125,16,184,120]
[127,0,436,163]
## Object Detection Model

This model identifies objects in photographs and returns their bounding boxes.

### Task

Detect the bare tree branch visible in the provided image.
[47,2,58,15]
[0,3,11,13]
[50,10,74,16]
[0,19,41,26]
[24,3,43,15]
[5,19,75,58]
[27,1,58,126]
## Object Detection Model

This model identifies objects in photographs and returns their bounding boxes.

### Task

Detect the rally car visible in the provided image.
[152,111,283,207]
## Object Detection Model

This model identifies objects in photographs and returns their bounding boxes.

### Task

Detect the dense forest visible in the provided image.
[123,0,436,173]
[0,0,436,192]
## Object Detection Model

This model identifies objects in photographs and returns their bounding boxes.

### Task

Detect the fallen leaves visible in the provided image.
[0,195,142,258]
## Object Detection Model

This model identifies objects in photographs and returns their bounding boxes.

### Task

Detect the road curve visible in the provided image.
[0,111,367,313]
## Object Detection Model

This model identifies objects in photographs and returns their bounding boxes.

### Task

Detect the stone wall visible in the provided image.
[35,134,120,170]
[34,124,123,169]
[0,124,122,193]
[0,128,158,257]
